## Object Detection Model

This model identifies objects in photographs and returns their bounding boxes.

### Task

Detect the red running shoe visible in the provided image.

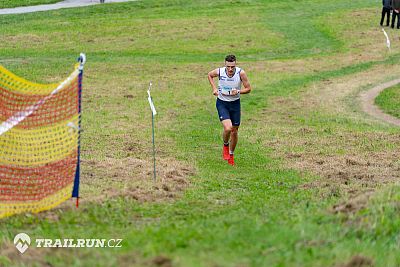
[228,154,235,166]
[223,145,230,160]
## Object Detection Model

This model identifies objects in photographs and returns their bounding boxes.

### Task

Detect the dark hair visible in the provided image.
[225,54,236,62]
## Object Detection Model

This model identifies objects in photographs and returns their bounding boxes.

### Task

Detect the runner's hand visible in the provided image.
[231,88,240,95]
[213,89,218,96]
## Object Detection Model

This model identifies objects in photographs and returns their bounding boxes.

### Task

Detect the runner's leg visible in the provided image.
[229,99,240,154]
[222,119,232,144]
[229,126,239,153]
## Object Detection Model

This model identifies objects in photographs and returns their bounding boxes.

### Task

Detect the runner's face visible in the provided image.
[225,61,236,76]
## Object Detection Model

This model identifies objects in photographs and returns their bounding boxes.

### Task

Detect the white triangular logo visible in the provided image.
[14,233,31,254]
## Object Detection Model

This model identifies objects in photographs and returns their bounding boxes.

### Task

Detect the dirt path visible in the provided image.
[0,0,136,15]
[360,78,400,127]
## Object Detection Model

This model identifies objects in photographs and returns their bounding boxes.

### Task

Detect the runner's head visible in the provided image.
[225,54,236,76]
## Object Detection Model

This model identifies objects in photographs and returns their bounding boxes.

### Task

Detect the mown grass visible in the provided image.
[1,0,400,266]
[375,84,400,118]
[0,0,59,9]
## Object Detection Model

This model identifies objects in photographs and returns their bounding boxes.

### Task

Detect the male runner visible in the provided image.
[207,54,252,166]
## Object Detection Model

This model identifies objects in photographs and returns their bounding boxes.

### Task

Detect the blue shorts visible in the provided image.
[216,98,241,126]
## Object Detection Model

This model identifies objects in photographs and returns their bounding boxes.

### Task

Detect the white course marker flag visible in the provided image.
[382,28,391,50]
[147,83,157,116]
[147,82,157,182]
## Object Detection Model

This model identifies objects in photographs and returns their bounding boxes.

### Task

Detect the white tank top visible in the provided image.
[218,67,242,102]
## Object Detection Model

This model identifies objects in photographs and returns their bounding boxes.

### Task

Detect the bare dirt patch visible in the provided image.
[117,253,173,267]
[332,191,374,214]
[338,255,374,267]
[151,255,173,267]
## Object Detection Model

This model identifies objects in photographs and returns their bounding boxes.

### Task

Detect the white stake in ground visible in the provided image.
[147,82,157,182]
[382,28,391,51]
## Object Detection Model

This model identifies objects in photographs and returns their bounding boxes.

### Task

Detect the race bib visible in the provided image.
[221,86,232,95]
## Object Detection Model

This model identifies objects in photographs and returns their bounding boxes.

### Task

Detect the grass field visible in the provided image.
[0,0,59,9]
[375,84,400,119]
[1,0,400,266]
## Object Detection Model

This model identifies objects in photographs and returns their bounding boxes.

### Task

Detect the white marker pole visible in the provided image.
[147,82,157,182]
[382,28,391,51]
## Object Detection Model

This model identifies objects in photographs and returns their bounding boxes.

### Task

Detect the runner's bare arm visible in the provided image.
[208,68,219,96]
[239,70,251,94]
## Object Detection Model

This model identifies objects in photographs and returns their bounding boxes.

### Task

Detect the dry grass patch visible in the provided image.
[0,241,50,267]
[326,8,389,60]
[34,155,194,221]
[305,65,400,116]
[265,125,400,197]
[254,64,400,213]
[80,156,193,204]
[0,34,45,49]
